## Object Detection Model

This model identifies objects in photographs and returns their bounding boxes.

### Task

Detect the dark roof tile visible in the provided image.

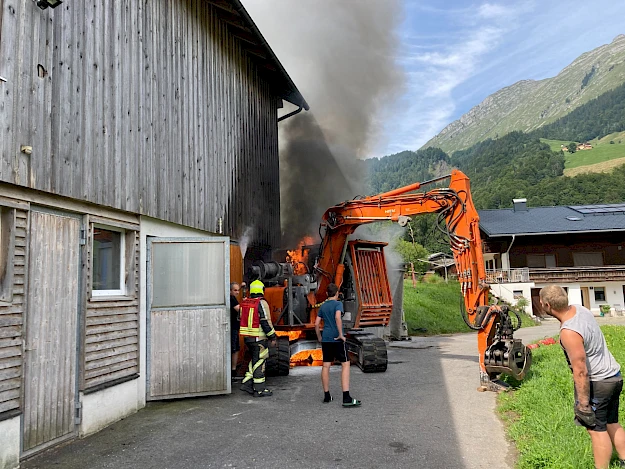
[478,204,625,236]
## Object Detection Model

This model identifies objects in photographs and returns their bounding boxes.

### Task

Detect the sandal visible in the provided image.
[342,398,361,407]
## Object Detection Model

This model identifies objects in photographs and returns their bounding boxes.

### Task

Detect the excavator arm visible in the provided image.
[313,169,532,389]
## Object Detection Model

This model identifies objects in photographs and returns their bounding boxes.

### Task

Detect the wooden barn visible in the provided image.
[0,0,307,466]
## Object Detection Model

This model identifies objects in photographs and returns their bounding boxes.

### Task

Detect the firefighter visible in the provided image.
[239,279,277,397]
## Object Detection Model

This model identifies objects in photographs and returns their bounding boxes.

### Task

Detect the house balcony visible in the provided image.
[486,268,530,284]
[529,266,625,283]
[486,266,625,284]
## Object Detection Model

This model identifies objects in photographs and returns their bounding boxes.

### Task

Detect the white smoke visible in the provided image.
[238,226,254,259]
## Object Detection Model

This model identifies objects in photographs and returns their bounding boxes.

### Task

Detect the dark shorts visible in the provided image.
[321,341,348,363]
[576,375,623,432]
[231,325,240,353]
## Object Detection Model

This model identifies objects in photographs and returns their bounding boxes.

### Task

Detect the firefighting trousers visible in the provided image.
[242,338,268,388]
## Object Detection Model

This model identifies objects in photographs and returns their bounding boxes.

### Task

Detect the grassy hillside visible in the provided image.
[540,137,625,172]
[403,279,536,335]
[403,280,468,335]
[424,35,625,154]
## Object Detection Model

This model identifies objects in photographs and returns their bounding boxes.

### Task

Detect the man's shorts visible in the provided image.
[321,341,348,364]
[576,374,623,431]
[231,325,240,353]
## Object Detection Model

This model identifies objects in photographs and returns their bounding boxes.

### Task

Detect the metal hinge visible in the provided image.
[75,400,82,424]
[80,227,87,245]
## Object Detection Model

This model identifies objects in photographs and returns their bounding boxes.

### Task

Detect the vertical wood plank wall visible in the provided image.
[0,0,281,249]
[0,208,27,416]
[22,210,80,451]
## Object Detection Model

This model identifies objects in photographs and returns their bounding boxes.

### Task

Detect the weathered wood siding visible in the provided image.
[149,307,227,399]
[23,210,80,452]
[0,206,26,417]
[0,0,280,248]
[84,221,140,391]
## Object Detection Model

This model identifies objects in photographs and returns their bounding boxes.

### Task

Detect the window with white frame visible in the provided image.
[92,225,126,296]
[594,287,606,302]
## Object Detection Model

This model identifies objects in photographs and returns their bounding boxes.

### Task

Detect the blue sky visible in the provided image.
[384,0,625,156]
[244,0,625,159]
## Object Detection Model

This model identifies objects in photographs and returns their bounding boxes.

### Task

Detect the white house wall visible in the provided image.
[535,281,625,315]
[489,282,535,315]
[0,416,19,469]
[80,379,140,438]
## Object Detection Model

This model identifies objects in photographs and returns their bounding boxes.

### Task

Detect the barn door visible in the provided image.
[23,209,81,455]
[147,237,229,400]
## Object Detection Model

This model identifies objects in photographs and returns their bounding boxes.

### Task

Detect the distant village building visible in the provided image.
[560,143,593,152]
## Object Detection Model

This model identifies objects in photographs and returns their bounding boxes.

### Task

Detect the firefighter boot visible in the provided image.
[240,380,254,395]
[253,388,273,397]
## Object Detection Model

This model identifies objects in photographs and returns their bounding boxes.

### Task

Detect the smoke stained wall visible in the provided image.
[242,0,404,247]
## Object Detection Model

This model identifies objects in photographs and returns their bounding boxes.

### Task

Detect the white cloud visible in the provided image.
[378,11,514,154]
[478,3,514,19]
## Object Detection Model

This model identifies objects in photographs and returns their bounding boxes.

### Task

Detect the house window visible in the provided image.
[573,252,604,267]
[92,225,125,296]
[0,207,15,303]
[526,254,556,268]
[513,290,524,299]
[594,287,606,302]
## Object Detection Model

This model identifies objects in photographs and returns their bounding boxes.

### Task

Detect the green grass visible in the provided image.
[540,138,625,169]
[403,279,468,335]
[498,326,625,468]
[403,279,537,335]
[541,138,572,153]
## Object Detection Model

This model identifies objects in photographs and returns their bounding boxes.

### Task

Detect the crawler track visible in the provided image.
[346,331,388,373]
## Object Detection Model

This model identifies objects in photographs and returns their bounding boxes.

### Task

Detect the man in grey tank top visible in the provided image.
[540,285,625,469]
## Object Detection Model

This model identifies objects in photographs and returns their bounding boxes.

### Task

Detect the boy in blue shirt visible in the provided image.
[315,283,361,407]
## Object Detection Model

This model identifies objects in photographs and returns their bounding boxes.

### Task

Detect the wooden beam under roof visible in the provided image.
[216,10,252,32]
[226,27,258,46]
[204,0,238,15]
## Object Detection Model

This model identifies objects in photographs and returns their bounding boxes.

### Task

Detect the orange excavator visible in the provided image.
[250,169,531,391]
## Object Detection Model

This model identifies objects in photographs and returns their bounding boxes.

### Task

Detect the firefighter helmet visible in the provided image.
[249,280,265,295]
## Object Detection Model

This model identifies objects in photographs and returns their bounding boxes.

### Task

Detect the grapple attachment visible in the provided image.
[484,338,532,380]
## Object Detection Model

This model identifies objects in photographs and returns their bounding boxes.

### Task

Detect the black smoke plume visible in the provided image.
[243,0,404,248]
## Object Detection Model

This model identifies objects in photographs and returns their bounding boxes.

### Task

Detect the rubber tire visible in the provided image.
[266,336,290,377]
[276,336,290,376]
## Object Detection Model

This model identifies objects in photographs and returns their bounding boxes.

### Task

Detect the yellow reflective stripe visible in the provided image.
[240,326,261,335]
[247,307,255,329]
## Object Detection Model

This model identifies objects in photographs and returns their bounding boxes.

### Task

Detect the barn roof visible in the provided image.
[209,0,309,110]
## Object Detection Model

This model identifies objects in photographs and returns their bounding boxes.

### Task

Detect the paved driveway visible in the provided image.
[22,317,625,469]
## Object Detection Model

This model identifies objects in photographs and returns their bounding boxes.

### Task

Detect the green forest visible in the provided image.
[367,81,625,255]
[529,81,625,142]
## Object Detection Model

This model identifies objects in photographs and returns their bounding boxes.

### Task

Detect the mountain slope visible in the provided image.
[423,34,625,154]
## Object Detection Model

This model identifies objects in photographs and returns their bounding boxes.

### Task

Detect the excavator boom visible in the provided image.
[313,169,531,388]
